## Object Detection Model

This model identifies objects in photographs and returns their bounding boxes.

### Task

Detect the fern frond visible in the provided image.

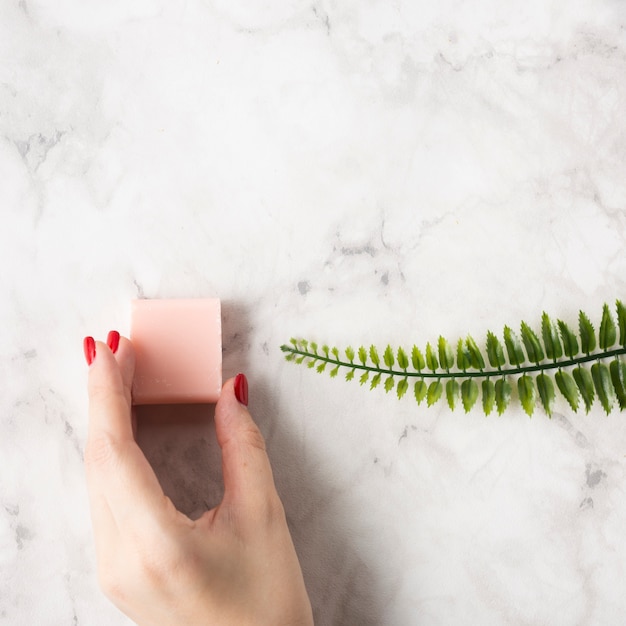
[280,301,626,416]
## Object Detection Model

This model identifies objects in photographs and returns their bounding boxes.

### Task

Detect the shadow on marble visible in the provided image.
[254,377,386,626]
[134,396,384,626]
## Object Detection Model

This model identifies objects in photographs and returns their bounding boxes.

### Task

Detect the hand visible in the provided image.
[83,333,313,626]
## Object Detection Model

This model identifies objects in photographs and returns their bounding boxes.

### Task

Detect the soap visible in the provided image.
[130,298,222,405]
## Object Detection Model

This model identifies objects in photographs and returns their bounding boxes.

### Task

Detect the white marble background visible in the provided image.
[1,0,626,624]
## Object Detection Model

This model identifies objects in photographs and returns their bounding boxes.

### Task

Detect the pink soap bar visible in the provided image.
[130,299,222,405]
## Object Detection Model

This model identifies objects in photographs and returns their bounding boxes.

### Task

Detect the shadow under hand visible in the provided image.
[134,404,223,520]
[253,377,387,626]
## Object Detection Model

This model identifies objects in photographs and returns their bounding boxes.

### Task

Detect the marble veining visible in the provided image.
[1,0,626,624]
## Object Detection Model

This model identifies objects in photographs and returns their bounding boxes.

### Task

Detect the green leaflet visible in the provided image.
[521,322,544,364]
[446,379,459,410]
[617,301,626,347]
[579,311,596,355]
[495,378,512,415]
[610,359,626,410]
[414,380,427,404]
[384,345,395,369]
[281,300,626,417]
[457,338,471,371]
[573,366,594,413]
[466,336,486,370]
[486,331,505,369]
[425,343,439,372]
[591,362,615,414]
[462,379,479,412]
[397,378,409,400]
[503,326,525,367]
[541,313,562,361]
[412,346,425,372]
[438,337,454,371]
[427,380,443,406]
[536,373,555,416]
[558,320,579,358]
[397,347,409,370]
[599,304,616,350]
[518,375,536,417]
[555,370,579,412]
[482,379,495,415]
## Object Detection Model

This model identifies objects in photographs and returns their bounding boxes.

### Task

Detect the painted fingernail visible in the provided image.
[83,336,96,366]
[107,330,120,354]
[234,373,249,406]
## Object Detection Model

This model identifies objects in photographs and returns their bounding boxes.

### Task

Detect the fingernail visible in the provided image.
[83,336,96,366]
[107,330,120,354]
[234,373,249,406]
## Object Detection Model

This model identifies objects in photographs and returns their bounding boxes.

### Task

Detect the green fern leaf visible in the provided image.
[461,379,479,412]
[518,375,536,416]
[397,378,409,399]
[541,313,562,361]
[370,345,380,367]
[482,379,496,415]
[358,346,368,365]
[504,326,525,367]
[384,375,395,393]
[466,335,486,370]
[486,331,505,369]
[425,343,439,372]
[536,373,555,416]
[495,378,512,415]
[555,370,580,412]
[397,347,409,370]
[579,311,596,355]
[558,320,579,358]
[438,336,454,371]
[427,380,443,406]
[383,345,395,369]
[411,345,425,372]
[446,379,459,410]
[282,300,626,416]
[599,303,617,350]
[591,362,615,414]
[617,300,626,347]
[414,380,427,404]
[573,366,594,413]
[456,338,471,371]
[610,359,626,409]
[520,321,544,364]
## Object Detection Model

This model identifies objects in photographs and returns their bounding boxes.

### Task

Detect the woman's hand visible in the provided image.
[83,332,313,626]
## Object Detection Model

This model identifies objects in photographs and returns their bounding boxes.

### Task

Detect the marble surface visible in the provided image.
[2,1,626,624]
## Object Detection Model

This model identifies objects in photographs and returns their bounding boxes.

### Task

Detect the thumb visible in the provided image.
[214,375,278,513]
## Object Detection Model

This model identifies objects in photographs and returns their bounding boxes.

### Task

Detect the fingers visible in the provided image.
[87,336,135,442]
[84,335,171,536]
[214,376,280,516]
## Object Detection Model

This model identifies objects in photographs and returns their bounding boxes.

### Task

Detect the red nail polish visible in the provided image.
[83,336,96,366]
[234,373,249,406]
[107,330,120,354]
